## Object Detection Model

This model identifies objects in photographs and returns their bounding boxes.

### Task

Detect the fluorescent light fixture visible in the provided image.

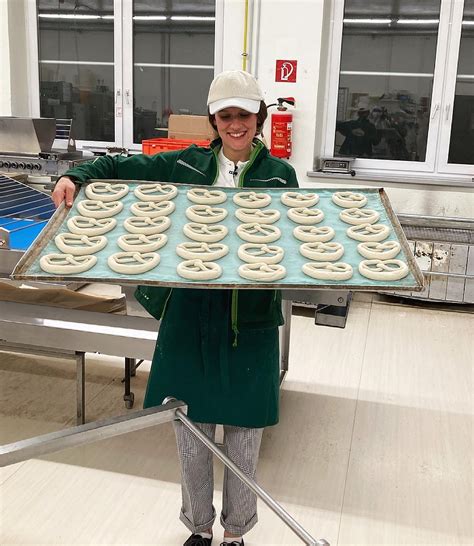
[133,15,168,21]
[170,16,215,21]
[344,18,392,24]
[38,13,113,20]
[462,20,474,26]
[397,19,439,24]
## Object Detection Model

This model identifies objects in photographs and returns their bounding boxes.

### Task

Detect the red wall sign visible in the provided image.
[275,60,297,83]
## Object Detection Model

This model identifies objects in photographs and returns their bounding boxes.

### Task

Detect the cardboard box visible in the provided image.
[168,114,215,140]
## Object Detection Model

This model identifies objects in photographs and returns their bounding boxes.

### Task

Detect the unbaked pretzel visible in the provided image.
[237,243,284,264]
[85,182,129,202]
[55,233,107,255]
[332,191,367,208]
[299,241,344,261]
[233,191,271,209]
[358,259,409,281]
[302,261,353,281]
[67,216,117,236]
[281,191,319,208]
[177,259,222,280]
[357,241,401,260]
[185,205,227,224]
[238,262,286,282]
[339,208,380,225]
[176,242,228,261]
[40,253,97,274]
[287,207,324,225]
[236,223,281,243]
[108,251,160,274]
[117,233,168,253]
[187,188,227,205]
[183,223,228,243]
[131,200,175,218]
[346,223,390,242]
[77,199,123,219]
[235,208,280,224]
[134,183,178,202]
[293,225,335,243]
[123,216,171,235]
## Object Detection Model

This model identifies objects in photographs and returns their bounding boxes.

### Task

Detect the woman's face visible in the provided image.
[214,107,258,162]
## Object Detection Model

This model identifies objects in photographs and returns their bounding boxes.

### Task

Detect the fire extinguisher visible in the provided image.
[267,97,295,159]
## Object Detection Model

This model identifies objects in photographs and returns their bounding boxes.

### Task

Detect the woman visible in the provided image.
[52,70,299,546]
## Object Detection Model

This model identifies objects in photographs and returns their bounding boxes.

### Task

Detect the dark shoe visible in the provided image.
[184,533,213,546]
[219,540,244,546]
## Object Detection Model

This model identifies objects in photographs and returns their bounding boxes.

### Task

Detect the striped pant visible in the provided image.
[173,421,264,536]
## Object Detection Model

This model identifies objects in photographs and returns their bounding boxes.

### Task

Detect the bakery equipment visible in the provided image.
[0,117,88,176]
[0,174,56,275]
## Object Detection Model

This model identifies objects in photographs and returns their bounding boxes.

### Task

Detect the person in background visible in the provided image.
[336,106,379,157]
[52,70,299,546]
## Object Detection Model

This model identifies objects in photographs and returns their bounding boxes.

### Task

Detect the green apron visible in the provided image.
[143,288,280,428]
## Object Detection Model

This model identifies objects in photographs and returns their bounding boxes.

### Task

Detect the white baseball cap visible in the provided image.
[207,70,264,115]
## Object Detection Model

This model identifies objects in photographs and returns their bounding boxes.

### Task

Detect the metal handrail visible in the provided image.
[0,398,329,546]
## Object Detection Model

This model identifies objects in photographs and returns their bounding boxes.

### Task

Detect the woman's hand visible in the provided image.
[52,176,77,208]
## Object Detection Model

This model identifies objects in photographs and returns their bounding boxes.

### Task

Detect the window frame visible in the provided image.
[319,0,473,187]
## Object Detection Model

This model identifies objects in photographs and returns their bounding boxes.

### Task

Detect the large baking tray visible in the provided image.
[12,181,424,291]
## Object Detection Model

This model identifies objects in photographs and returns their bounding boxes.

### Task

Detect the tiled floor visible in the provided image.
[0,298,472,545]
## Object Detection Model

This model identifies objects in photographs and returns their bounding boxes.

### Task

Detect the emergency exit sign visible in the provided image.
[275,60,297,83]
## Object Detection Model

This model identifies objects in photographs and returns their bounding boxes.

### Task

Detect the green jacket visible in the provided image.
[64,138,299,333]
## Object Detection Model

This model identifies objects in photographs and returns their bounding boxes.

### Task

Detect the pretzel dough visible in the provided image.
[176,242,229,261]
[235,208,280,224]
[332,191,368,208]
[358,259,409,281]
[293,225,335,243]
[347,223,390,242]
[108,252,160,274]
[117,233,168,253]
[185,205,227,224]
[339,208,380,225]
[238,263,286,282]
[187,188,227,205]
[77,199,123,219]
[40,253,97,274]
[177,259,222,280]
[183,223,228,243]
[302,262,353,281]
[55,233,107,255]
[236,223,281,243]
[85,182,129,202]
[123,216,170,235]
[131,200,175,218]
[287,207,324,225]
[233,191,271,209]
[299,242,344,261]
[357,241,401,260]
[238,243,284,264]
[67,216,117,236]
[281,191,319,208]
[134,183,178,202]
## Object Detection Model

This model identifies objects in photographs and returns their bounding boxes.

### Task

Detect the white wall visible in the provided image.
[2,0,473,217]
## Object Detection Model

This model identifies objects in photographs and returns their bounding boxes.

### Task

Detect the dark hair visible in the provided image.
[208,101,268,136]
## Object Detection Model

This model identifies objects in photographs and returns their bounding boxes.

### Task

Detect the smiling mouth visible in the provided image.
[228,131,246,138]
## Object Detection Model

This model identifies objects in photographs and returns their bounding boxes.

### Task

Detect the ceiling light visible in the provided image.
[344,18,392,24]
[39,14,102,19]
[397,19,439,25]
[133,15,168,21]
[170,16,215,21]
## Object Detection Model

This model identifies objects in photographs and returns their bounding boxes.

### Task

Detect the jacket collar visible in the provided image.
[210,137,268,163]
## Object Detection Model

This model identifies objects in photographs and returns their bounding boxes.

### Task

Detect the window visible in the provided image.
[322,0,473,183]
[33,0,217,150]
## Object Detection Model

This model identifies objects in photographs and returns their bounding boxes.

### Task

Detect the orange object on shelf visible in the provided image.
[142,138,211,155]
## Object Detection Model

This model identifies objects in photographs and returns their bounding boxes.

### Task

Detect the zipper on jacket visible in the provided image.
[160,289,173,320]
[238,140,263,188]
[231,290,239,347]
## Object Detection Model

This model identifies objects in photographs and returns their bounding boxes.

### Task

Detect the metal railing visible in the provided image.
[0,398,329,546]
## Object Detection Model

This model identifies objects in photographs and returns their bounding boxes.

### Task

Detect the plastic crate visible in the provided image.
[142,138,210,155]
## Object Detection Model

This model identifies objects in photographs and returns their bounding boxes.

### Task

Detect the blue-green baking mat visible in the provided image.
[12,182,423,290]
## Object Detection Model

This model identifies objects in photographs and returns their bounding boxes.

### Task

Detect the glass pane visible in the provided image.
[448,0,474,165]
[133,0,215,144]
[335,0,441,161]
[37,0,115,142]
